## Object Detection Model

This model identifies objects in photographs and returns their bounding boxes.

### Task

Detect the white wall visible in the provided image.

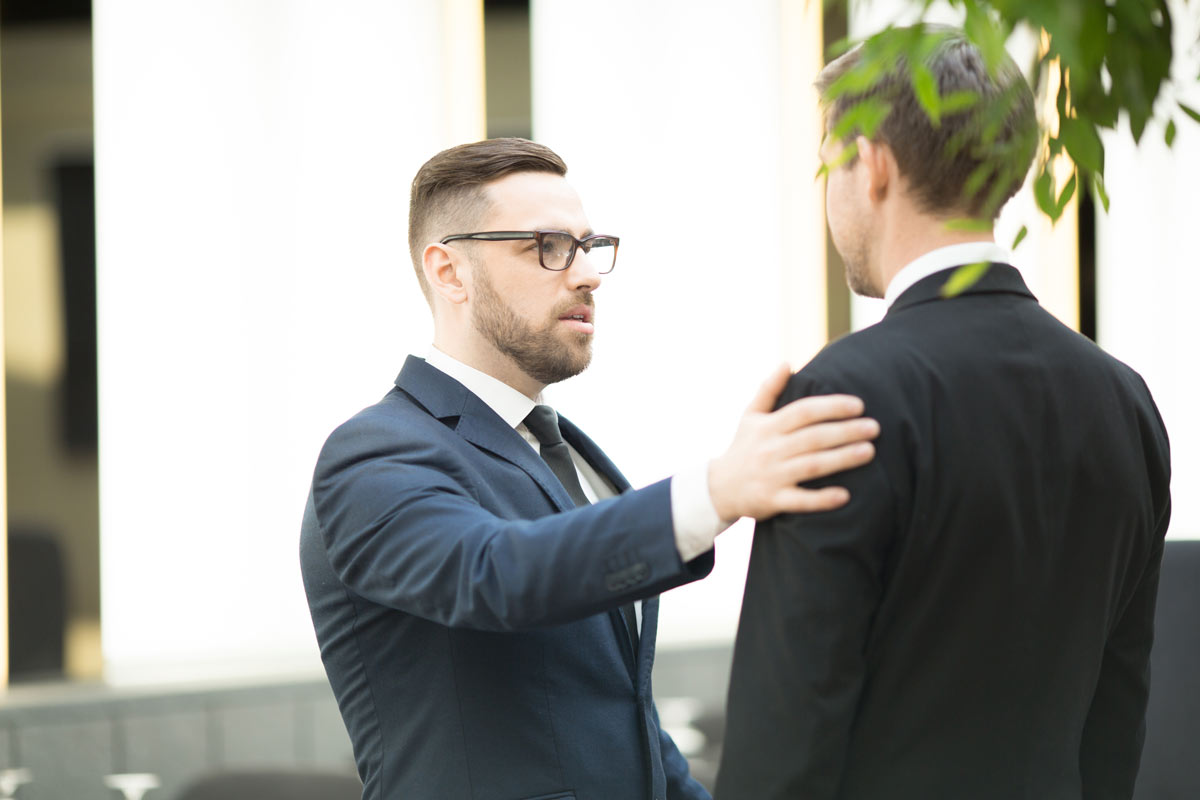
[1096,0,1200,540]
[94,0,481,680]
[531,0,827,646]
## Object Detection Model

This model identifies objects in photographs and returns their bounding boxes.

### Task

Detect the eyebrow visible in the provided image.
[533,225,595,238]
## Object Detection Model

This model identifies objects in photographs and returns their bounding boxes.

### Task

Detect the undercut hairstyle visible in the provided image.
[408,138,568,302]
[816,25,1037,220]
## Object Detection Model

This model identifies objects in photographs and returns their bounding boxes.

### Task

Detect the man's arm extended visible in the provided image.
[312,365,878,632]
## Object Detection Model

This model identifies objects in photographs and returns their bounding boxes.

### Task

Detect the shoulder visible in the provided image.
[781,321,916,407]
[318,387,452,469]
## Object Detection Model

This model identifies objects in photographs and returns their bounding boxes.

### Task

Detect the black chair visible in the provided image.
[1134,539,1200,799]
[175,770,361,800]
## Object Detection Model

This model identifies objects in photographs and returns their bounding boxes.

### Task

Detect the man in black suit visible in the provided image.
[300,138,880,799]
[717,27,1172,800]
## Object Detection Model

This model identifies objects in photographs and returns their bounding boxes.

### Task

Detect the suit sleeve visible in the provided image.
[1079,499,1171,799]
[310,415,713,632]
[1078,379,1172,799]
[715,371,896,800]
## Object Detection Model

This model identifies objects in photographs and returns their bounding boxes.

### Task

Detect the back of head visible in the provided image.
[408,138,568,302]
[816,25,1037,220]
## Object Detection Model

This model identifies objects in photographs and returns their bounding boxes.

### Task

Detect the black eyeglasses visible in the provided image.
[439,230,620,274]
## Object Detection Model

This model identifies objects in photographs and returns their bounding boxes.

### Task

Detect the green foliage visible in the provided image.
[940,261,991,297]
[821,0,1191,292]
[1058,117,1104,176]
[912,62,942,125]
[1011,224,1029,250]
[822,0,1184,221]
[1093,173,1111,213]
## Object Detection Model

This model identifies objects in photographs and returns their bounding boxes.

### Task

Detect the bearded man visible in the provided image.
[299,138,880,800]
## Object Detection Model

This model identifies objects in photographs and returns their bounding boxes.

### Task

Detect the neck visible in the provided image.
[875,213,994,296]
[432,322,545,400]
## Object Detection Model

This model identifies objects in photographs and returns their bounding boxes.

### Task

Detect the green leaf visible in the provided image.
[1166,119,1177,147]
[829,98,893,142]
[1055,172,1078,216]
[1058,117,1105,175]
[857,99,892,138]
[824,140,860,172]
[940,261,991,298]
[912,62,941,126]
[963,161,996,202]
[943,218,993,233]
[1011,225,1029,250]
[1093,173,1110,214]
[1034,169,1058,220]
[824,55,887,100]
[939,90,979,114]
[1181,102,1200,125]
[961,0,1008,75]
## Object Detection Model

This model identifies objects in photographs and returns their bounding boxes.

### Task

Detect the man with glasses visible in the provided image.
[299,138,880,799]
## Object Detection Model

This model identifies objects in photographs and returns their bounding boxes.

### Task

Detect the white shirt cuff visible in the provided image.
[670,462,735,562]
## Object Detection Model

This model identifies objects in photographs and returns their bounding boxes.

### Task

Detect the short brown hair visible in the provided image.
[408,138,568,301]
[816,26,1037,219]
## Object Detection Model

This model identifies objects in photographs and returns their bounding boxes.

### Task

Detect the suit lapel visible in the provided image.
[559,414,646,680]
[396,356,576,511]
[558,414,632,494]
[636,596,659,693]
[397,357,647,682]
[455,395,578,512]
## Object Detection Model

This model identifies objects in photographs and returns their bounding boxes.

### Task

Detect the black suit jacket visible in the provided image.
[301,356,713,800]
[716,265,1171,800]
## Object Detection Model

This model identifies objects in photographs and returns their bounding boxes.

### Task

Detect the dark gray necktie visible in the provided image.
[522,404,639,651]
[523,404,591,508]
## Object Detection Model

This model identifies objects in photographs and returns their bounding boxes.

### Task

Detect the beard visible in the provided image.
[471,265,594,386]
[837,231,881,299]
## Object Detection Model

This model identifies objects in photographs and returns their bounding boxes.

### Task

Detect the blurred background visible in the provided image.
[1,0,1196,797]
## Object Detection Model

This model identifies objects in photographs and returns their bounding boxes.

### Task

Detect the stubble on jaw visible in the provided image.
[470,264,594,386]
[845,257,882,298]
[837,236,882,299]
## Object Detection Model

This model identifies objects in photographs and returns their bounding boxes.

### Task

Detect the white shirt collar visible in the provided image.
[424,346,541,429]
[883,241,1012,307]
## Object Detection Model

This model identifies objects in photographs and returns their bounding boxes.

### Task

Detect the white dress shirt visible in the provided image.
[883,241,1012,308]
[424,347,728,566]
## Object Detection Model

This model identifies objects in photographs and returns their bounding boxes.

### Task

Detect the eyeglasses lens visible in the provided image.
[539,233,617,273]
[539,233,576,270]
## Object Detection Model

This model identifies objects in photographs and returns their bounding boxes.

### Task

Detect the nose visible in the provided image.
[566,247,603,292]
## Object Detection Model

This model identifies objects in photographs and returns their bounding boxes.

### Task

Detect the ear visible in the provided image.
[857,136,893,205]
[422,242,470,306]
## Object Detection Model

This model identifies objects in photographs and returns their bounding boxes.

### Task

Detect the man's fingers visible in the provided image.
[771,393,866,432]
[781,417,880,457]
[746,363,794,414]
[772,485,853,515]
[786,440,875,484]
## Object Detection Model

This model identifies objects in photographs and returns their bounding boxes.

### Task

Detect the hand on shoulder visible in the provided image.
[708,363,878,521]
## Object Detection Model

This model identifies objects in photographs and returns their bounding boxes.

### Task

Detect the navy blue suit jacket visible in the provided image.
[301,356,713,800]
